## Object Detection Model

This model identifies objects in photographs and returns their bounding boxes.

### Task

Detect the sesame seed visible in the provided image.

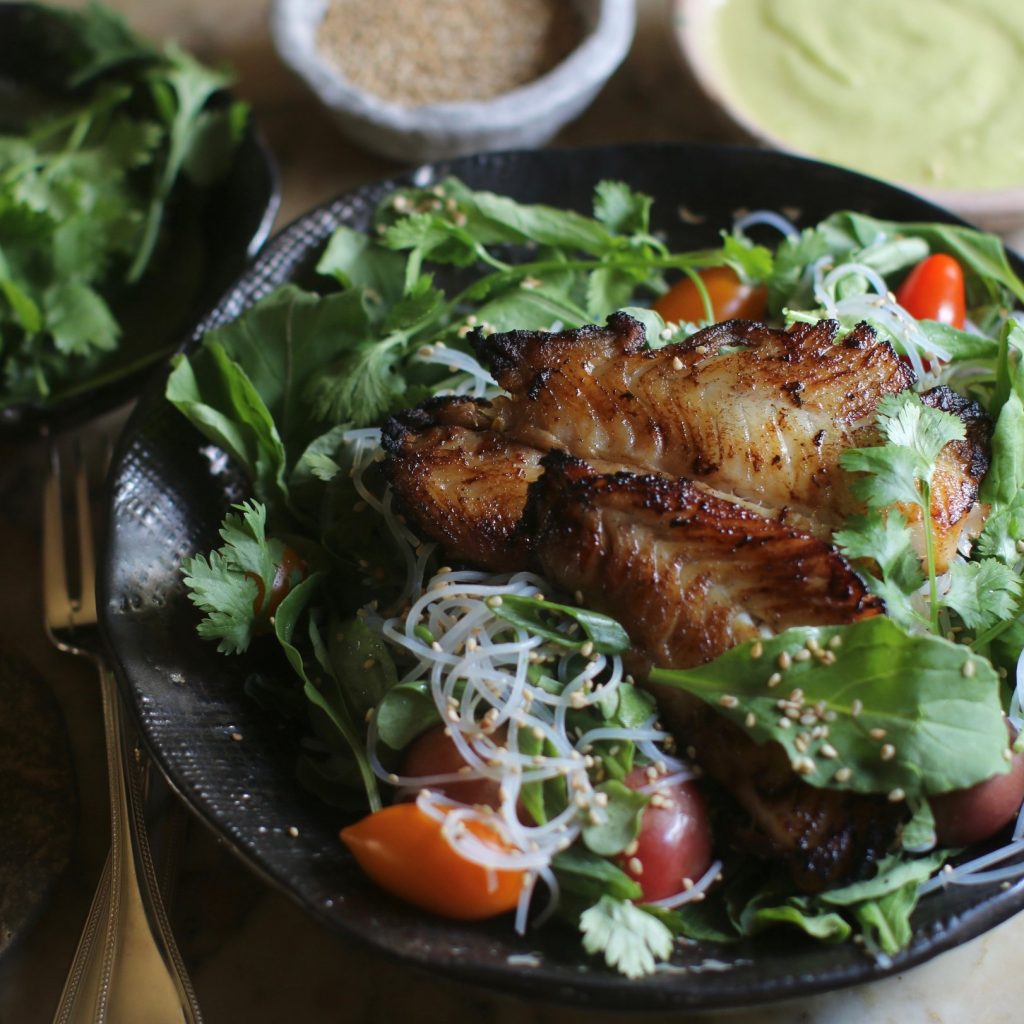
[778,717,792,729]
[745,712,757,728]
[387,773,400,784]
[579,640,594,658]
[794,735,808,753]
[869,728,887,740]
[671,355,684,370]
[880,744,896,761]
[362,657,376,670]
[431,641,443,652]
[628,857,644,876]
[793,648,811,662]
[624,840,640,857]
[719,694,739,708]
[795,757,816,775]
[828,635,843,650]
[817,650,837,666]
[799,713,817,727]
[287,826,299,838]
[486,595,503,608]
[962,659,977,678]
[888,788,906,803]
[767,672,782,688]
[777,651,792,670]
[751,640,764,659]
[682,877,695,890]
[789,688,804,703]
[230,731,243,742]
[819,743,838,759]
[851,700,863,717]
[1004,748,1014,762]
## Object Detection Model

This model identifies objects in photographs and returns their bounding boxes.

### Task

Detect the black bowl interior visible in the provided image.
[100,142,1024,1012]
[0,2,279,439]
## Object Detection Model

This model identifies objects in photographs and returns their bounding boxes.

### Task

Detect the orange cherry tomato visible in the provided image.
[895,253,966,329]
[246,545,307,618]
[340,802,526,920]
[653,266,768,324]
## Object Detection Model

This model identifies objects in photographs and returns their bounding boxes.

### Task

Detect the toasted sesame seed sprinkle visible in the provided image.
[880,743,896,760]
[820,743,839,759]
[485,595,503,608]
[828,634,843,649]
[869,728,887,740]
[778,717,792,729]
[628,857,644,875]
[777,651,792,670]
[579,640,594,658]
[888,787,906,803]
[287,826,299,838]
[672,355,684,370]
[794,648,811,662]
[767,672,782,688]
[719,694,739,708]
[851,700,863,717]
[745,712,756,728]
[962,659,977,678]
[682,877,695,890]
[751,640,764,659]
[230,731,243,742]
[834,766,852,782]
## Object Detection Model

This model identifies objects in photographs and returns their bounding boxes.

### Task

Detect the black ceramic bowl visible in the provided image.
[100,143,1024,1012]
[0,2,278,439]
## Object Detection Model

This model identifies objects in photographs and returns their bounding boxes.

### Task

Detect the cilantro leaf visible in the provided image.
[942,559,1023,632]
[580,897,674,979]
[592,181,652,236]
[181,501,281,654]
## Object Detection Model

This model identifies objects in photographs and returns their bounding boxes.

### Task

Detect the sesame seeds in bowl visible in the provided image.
[270,0,636,162]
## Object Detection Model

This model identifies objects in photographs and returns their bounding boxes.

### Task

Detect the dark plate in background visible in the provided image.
[99,143,1024,1011]
[0,2,279,439]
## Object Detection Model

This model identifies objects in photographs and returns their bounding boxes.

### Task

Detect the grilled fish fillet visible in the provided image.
[474,313,988,567]
[528,451,880,669]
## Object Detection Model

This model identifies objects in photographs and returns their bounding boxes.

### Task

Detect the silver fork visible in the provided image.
[42,440,203,1024]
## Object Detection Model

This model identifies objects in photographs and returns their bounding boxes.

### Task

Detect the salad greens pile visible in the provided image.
[0,2,245,407]
[168,173,1024,975]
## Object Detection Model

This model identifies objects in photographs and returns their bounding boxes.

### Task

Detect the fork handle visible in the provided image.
[52,667,203,1024]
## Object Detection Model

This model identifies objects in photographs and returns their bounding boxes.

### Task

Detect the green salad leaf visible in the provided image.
[580,897,674,979]
[649,617,1008,802]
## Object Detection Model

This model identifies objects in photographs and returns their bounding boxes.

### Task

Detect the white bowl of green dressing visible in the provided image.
[671,0,1024,237]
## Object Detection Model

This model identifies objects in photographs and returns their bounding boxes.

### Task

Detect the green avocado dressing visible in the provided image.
[709,0,1024,190]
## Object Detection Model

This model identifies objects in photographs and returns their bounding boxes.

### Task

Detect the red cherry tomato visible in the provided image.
[931,739,1024,847]
[653,266,768,325]
[340,802,525,920]
[617,767,714,902]
[895,253,966,329]
[246,545,307,618]
[401,725,503,810]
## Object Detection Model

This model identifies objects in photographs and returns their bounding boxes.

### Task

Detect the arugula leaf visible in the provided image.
[581,780,649,856]
[166,341,287,507]
[273,579,382,812]
[580,897,674,979]
[490,594,631,654]
[551,848,643,903]
[649,617,1008,801]
[181,501,281,654]
[373,680,439,749]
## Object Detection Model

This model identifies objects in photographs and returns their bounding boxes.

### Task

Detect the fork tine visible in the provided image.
[73,442,97,626]
[42,442,70,635]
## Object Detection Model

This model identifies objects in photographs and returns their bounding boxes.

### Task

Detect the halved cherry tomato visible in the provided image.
[895,253,966,329]
[617,767,714,902]
[246,545,307,618]
[401,725,503,810]
[653,266,768,325]
[930,723,1024,847]
[340,802,525,920]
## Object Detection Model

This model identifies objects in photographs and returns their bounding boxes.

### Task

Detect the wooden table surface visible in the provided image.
[2,2,1024,1021]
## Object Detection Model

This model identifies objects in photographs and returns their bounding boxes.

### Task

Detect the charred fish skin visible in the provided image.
[527,451,882,671]
[473,314,916,529]
[382,397,542,572]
